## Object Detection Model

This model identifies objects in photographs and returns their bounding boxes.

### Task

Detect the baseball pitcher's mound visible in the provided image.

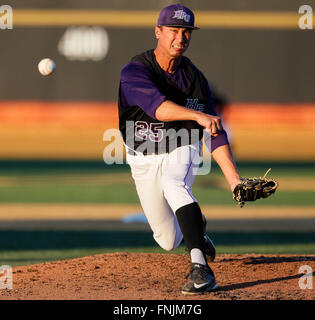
[1,252,315,300]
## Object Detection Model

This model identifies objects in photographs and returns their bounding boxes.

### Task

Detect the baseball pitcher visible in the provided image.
[118,4,277,295]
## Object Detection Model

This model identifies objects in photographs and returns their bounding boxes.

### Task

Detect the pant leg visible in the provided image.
[126,152,183,251]
[161,143,207,262]
[161,142,201,213]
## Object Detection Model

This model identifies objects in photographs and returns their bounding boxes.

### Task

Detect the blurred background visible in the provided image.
[1,0,315,266]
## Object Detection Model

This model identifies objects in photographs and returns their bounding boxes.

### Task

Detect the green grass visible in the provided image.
[1,231,315,267]
[0,183,314,205]
[2,244,315,267]
[0,160,314,267]
[194,188,315,206]
[0,184,139,203]
[0,247,185,267]
[0,161,314,205]
[0,160,314,176]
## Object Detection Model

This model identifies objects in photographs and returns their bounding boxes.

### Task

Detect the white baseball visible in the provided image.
[38,58,56,76]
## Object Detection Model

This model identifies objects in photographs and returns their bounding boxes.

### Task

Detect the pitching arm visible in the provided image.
[155,100,222,136]
[207,136,241,191]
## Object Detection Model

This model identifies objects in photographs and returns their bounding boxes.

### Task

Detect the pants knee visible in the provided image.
[153,230,183,251]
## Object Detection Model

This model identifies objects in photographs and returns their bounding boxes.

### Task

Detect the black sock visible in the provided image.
[175,202,205,254]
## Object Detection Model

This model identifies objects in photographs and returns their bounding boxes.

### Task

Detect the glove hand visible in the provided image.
[232,168,279,208]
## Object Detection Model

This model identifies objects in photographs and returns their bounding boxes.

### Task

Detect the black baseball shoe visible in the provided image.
[202,214,216,262]
[181,263,218,295]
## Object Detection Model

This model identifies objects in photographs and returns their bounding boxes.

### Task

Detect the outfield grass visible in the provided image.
[0,160,314,176]
[0,160,314,266]
[3,244,315,267]
[0,184,314,206]
[1,231,315,267]
[0,161,315,205]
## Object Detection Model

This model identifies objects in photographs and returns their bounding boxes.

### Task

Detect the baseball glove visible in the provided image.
[232,168,279,208]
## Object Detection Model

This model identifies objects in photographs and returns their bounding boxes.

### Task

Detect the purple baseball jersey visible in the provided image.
[120,59,229,152]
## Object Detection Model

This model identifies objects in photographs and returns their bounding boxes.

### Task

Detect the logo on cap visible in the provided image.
[172,9,191,22]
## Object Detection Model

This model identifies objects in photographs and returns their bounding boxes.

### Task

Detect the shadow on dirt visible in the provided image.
[219,255,315,264]
[243,256,315,264]
[217,272,315,292]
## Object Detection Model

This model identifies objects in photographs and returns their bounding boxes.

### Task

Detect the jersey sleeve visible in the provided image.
[203,129,230,153]
[120,61,166,119]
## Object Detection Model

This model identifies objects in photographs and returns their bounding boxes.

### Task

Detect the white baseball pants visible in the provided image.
[126,142,201,251]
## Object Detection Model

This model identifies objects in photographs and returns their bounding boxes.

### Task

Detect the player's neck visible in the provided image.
[154,48,181,74]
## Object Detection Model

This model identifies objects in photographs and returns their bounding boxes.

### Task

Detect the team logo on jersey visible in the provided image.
[185,98,205,111]
[172,10,191,22]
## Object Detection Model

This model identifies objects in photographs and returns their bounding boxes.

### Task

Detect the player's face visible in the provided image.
[155,26,192,57]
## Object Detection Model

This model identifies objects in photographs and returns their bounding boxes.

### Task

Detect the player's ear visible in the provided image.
[155,26,162,39]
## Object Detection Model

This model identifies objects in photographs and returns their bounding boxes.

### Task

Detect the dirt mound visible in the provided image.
[1,253,315,300]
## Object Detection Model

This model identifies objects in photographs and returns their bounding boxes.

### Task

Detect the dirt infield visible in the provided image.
[1,253,314,300]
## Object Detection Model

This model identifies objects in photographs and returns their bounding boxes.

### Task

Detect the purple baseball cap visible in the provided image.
[157,4,199,30]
